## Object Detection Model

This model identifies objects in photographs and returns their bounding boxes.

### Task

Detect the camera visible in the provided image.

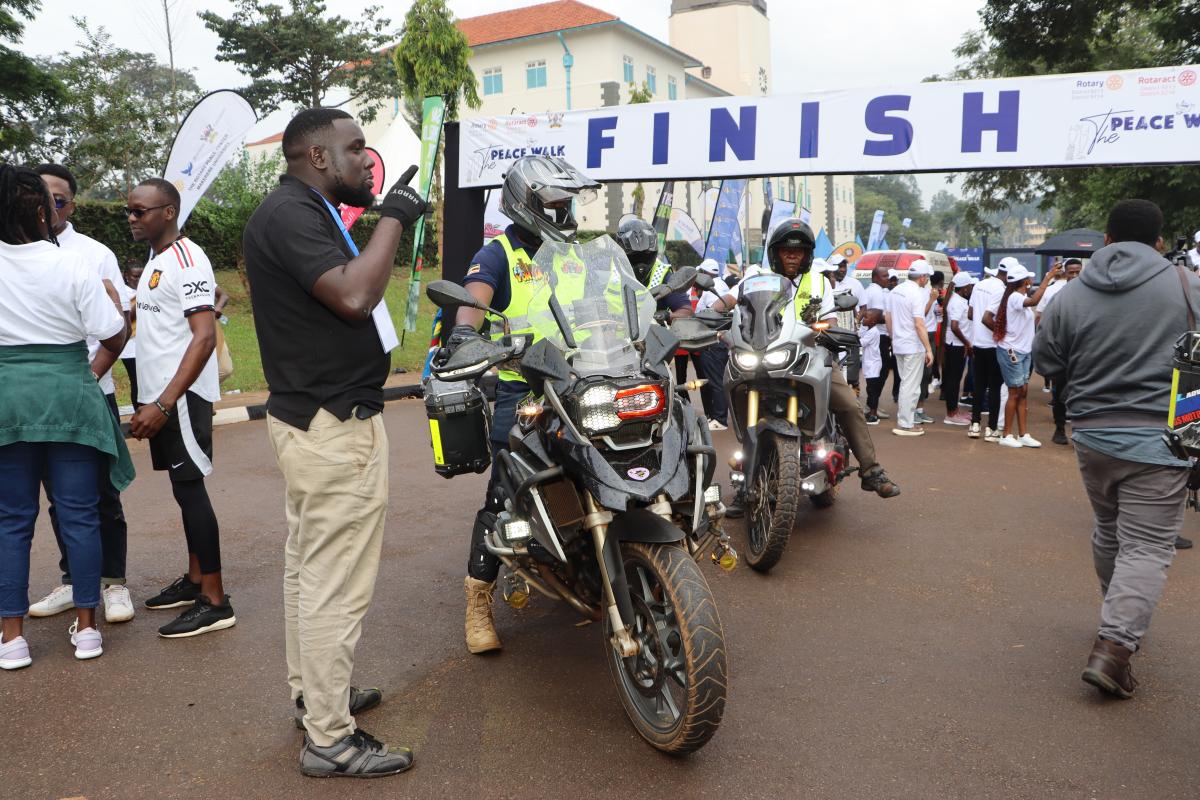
[1166,236,1191,268]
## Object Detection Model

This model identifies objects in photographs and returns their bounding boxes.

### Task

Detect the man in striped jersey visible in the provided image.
[126,178,235,639]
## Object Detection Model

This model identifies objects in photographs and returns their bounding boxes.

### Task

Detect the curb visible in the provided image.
[120,384,425,439]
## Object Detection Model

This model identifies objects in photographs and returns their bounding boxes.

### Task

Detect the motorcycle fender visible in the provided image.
[757,417,802,440]
[608,509,686,544]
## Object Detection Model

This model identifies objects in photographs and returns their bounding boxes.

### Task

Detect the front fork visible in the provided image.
[585,492,639,658]
[732,387,799,492]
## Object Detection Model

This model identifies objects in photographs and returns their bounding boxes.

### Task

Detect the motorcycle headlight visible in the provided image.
[578,385,620,432]
[733,351,760,371]
[763,346,794,367]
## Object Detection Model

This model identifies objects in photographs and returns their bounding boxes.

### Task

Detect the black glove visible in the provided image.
[444,324,484,354]
[377,164,427,226]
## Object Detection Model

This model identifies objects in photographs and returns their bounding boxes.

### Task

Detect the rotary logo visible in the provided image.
[1181,70,1197,87]
[1106,74,1124,91]
[527,116,538,128]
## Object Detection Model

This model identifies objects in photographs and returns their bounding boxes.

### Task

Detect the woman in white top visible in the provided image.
[985,262,1062,448]
[0,165,130,669]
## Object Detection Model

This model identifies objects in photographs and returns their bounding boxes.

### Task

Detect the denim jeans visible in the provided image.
[45,392,127,585]
[0,441,102,617]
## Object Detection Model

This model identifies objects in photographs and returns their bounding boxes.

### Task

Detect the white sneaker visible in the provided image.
[0,635,32,670]
[983,427,1001,443]
[967,422,981,438]
[998,435,1023,448]
[1018,434,1042,448]
[28,584,74,618]
[930,379,942,390]
[68,620,103,660]
[102,585,135,623]
[708,419,728,431]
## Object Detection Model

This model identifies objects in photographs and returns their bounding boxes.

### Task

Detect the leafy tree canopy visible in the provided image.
[393,0,479,134]
[199,0,401,122]
[0,0,65,158]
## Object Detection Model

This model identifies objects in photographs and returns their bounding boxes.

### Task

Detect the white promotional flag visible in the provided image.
[163,90,258,226]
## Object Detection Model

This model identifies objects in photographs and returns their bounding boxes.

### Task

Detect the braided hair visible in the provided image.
[0,164,57,246]
[992,281,1019,343]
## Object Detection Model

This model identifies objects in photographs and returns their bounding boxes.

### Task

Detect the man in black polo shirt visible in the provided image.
[242,107,425,779]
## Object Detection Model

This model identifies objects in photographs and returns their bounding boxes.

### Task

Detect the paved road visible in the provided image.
[6,394,1200,800]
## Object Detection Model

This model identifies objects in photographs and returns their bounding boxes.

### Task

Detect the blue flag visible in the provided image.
[813,227,834,259]
[703,179,749,268]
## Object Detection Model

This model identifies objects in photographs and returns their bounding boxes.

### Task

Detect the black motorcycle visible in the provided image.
[424,236,734,754]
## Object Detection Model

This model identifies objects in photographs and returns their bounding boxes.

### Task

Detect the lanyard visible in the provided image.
[311,190,359,256]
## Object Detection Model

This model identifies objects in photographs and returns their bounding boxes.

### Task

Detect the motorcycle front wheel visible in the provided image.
[605,541,728,755]
[745,434,801,572]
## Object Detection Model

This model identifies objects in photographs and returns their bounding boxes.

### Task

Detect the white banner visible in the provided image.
[163,90,258,225]
[459,64,1200,188]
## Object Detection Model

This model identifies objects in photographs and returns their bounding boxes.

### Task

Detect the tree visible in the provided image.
[39,20,200,198]
[944,0,1200,239]
[199,0,401,122]
[393,0,479,135]
[854,175,944,249]
[0,0,65,159]
[190,148,284,271]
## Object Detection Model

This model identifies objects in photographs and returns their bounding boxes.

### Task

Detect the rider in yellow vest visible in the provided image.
[710,219,901,504]
[442,155,600,654]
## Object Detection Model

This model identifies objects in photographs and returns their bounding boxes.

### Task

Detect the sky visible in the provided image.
[16,0,985,201]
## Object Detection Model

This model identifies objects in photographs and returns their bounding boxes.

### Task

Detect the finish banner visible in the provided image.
[458,64,1200,188]
[163,90,257,225]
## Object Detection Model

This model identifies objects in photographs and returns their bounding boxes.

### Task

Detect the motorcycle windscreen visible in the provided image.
[524,235,656,378]
[737,273,792,352]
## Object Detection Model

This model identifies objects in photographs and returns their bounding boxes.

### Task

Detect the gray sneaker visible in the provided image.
[300,729,413,779]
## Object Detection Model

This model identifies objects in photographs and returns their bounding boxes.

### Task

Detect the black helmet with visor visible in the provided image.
[615,216,658,284]
[765,218,816,275]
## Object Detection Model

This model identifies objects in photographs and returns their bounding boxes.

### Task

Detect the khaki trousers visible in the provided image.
[267,409,388,747]
[829,364,878,471]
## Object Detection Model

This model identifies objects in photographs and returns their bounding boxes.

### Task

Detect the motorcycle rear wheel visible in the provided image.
[745,434,800,572]
[605,542,728,755]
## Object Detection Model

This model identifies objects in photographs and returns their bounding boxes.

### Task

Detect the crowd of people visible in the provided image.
[2,106,1199,780]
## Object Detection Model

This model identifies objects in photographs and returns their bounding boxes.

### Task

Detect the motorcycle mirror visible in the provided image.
[694,271,715,291]
[833,292,858,311]
[427,280,488,313]
[664,266,699,293]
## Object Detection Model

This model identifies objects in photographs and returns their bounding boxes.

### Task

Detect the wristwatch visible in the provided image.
[154,399,173,418]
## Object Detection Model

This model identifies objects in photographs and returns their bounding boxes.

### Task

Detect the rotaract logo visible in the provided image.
[1181,70,1197,87]
[1106,74,1124,91]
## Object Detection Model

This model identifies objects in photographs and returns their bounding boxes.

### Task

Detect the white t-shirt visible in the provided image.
[945,293,971,347]
[834,276,865,307]
[56,223,130,394]
[1035,279,1067,313]
[1188,248,1199,269]
[968,276,1004,348]
[862,282,887,314]
[0,240,124,347]
[887,279,928,356]
[135,237,220,403]
[999,291,1035,353]
[695,275,731,312]
[924,289,940,333]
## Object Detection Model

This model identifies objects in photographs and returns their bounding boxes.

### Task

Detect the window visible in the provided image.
[483,67,503,96]
[623,55,634,84]
[526,59,547,89]
[668,75,677,100]
[646,65,657,94]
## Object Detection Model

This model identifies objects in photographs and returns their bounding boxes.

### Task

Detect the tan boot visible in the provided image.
[464,577,501,654]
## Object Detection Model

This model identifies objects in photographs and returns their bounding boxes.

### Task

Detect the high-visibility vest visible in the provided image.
[791,269,822,323]
[646,258,670,289]
[487,233,587,383]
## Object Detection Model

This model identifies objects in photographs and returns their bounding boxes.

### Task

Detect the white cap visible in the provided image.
[1194,230,1200,244]
[697,258,721,276]
[887,268,899,279]
[983,266,998,277]
[951,271,975,288]
[827,253,847,267]
[997,256,1022,273]
[908,259,934,276]
[1006,264,1034,283]
[812,258,835,273]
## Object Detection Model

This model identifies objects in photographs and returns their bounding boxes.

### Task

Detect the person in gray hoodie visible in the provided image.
[1035,199,1200,699]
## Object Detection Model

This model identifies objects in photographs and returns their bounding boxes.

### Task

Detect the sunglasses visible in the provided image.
[124,204,171,219]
